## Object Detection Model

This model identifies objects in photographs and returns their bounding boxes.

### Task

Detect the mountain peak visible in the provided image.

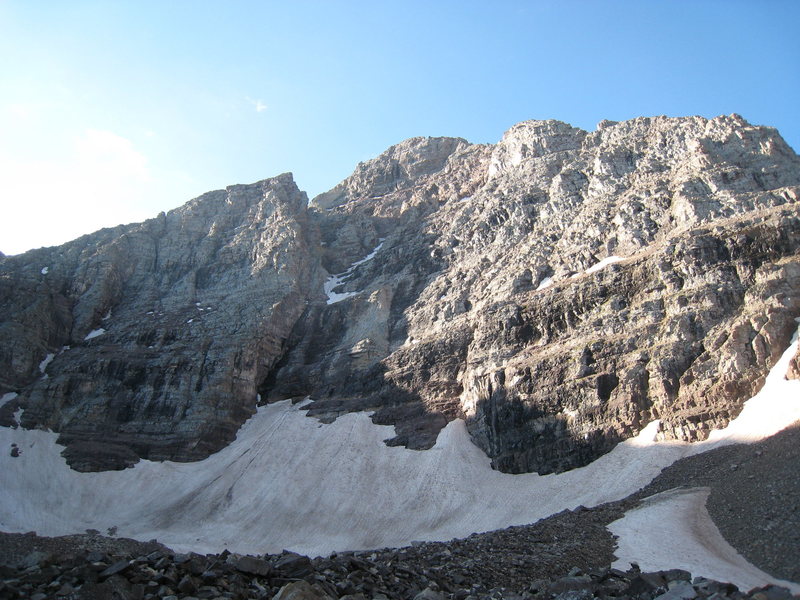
[312,136,469,210]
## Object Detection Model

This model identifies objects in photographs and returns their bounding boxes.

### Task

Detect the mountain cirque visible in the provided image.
[1,114,799,474]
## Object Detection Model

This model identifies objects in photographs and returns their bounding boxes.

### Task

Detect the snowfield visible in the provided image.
[1,327,798,590]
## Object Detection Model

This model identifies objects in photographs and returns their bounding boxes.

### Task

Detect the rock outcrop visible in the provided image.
[0,173,322,469]
[1,114,799,473]
[269,115,800,473]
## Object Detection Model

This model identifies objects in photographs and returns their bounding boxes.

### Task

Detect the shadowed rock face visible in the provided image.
[2,115,800,473]
[0,173,322,470]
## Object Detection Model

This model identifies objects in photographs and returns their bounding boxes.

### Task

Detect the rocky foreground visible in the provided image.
[2,422,798,600]
[2,538,794,600]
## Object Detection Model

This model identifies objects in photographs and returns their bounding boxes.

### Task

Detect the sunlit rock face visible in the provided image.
[2,115,800,474]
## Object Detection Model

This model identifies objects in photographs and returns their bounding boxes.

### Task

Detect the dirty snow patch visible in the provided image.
[84,328,106,340]
[38,353,55,374]
[324,274,359,305]
[609,488,800,593]
[0,401,683,558]
[1,392,18,407]
[608,325,800,591]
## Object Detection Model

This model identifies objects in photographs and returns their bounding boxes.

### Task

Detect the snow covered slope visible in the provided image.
[610,488,800,594]
[1,328,799,588]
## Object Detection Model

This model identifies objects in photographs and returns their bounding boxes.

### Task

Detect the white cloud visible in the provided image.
[246,96,268,113]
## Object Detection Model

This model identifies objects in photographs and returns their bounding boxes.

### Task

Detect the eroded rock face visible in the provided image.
[0,173,322,470]
[268,115,800,473]
[2,115,799,473]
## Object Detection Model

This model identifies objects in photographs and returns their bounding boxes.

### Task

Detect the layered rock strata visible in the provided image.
[1,115,799,473]
[269,116,800,473]
[0,174,322,469]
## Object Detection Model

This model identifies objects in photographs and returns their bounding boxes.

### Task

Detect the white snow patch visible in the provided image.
[351,240,385,269]
[38,353,55,374]
[1,392,18,407]
[83,328,106,340]
[324,240,384,305]
[536,276,553,290]
[585,255,624,274]
[187,319,194,324]
[609,488,800,593]
[40,267,49,275]
[102,310,112,321]
[324,274,359,305]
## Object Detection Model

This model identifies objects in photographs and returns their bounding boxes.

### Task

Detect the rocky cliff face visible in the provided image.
[0,173,323,469]
[2,115,799,473]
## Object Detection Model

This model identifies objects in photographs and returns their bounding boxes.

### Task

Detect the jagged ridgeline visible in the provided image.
[1,114,799,473]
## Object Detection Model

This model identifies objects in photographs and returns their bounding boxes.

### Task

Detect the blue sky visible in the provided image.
[1,0,798,255]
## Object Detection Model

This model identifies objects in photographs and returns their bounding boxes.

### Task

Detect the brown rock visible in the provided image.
[273,579,335,600]
[786,345,800,380]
